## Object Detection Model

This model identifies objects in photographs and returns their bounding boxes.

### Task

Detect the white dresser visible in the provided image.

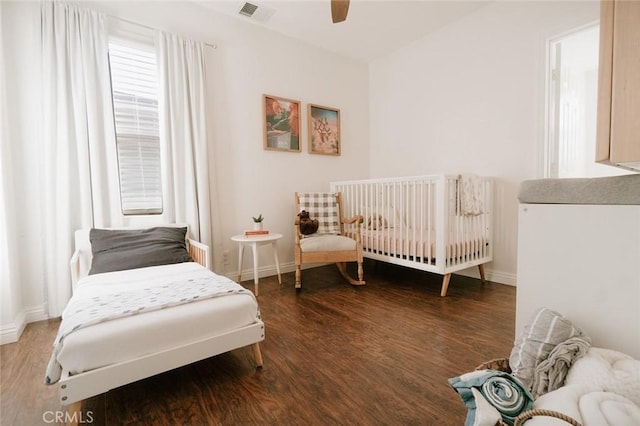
[516,175,640,359]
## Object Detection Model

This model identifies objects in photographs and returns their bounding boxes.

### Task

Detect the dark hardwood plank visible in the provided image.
[1,261,515,425]
[0,319,60,425]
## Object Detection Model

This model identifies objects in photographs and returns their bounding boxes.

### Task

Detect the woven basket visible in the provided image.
[475,358,582,426]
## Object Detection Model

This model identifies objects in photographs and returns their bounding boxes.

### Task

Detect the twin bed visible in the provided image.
[331,174,493,296]
[46,226,264,407]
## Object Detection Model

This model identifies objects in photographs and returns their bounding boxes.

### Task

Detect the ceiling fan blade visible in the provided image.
[331,0,350,23]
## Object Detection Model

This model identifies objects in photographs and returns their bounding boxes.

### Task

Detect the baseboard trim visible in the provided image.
[0,311,26,345]
[486,269,517,286]
[224,261,297,282]
[456,267,517,286]
[0,304,48,345]
[25,303,49,323]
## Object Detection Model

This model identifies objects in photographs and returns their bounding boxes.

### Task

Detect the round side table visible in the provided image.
[230,233,283,296]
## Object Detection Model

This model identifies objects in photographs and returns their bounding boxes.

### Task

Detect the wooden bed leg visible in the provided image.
[251,342,263,368]
[440,274,452,297]
[478,264,486,283]
[64,401,83,426]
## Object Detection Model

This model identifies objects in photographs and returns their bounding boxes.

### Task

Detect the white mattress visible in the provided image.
[57,262,259,375]
[354,228,487,260]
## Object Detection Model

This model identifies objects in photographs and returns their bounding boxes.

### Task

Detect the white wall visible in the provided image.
[369,1,600,284]
[0,0,369,340]
[1,1,47,343]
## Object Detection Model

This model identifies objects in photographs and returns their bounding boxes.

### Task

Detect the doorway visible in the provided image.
[545,24,629,178]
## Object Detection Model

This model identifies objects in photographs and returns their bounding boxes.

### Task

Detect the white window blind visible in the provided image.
[108,40,162,215]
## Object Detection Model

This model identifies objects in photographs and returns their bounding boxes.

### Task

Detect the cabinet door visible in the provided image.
[596,0,640,170]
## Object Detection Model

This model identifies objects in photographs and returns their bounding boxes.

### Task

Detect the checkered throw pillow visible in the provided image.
[297,192,340,235]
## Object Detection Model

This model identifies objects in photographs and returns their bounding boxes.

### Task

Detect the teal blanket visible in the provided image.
[449,370,534,426]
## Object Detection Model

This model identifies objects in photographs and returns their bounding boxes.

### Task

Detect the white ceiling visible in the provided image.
[198,0,491,63]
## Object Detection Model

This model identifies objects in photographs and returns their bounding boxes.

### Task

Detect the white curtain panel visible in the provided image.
[157,33,212,249]
[40,3,120,316]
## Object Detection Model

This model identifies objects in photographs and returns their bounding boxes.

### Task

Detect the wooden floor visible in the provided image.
[1,261,516,425]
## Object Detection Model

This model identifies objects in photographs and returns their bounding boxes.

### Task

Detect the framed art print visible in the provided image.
[308,104,340,156]
[263,94,301,152]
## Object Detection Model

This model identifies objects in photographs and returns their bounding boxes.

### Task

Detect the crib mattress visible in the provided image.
[56,262,259,375]
[357,228,488,261]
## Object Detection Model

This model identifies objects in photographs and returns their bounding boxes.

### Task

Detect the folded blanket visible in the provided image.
[525,385,640,425]
[510,307,591,396]
[532,335,591,397]
[527,382,591,424]
[565,347,640,406]
[449,369,534,426]
[524,348,640,426]
[579,391,640,425]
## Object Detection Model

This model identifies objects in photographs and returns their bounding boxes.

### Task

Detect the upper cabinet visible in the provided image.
[596,0,640,171]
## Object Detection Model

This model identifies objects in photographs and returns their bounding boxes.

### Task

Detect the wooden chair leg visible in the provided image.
[478,264,486,283]
[295,265,301,288]
[440,273,452,297]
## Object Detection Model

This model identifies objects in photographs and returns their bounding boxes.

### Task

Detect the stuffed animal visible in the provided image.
[298,210,319,235]
[367,214,388,230]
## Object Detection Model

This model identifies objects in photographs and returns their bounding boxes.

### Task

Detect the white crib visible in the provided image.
[331,175,493,296]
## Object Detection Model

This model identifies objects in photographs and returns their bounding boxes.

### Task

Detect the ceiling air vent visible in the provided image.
[237,1,275,23]
[238,2,258,17]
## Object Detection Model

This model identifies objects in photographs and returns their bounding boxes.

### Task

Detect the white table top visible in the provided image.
[231,232,283,243]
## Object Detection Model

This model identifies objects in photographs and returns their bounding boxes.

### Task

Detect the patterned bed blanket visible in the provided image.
[45,263,253,385]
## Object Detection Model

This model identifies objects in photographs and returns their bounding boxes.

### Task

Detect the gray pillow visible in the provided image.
[89,227,194,275]
[509,307,591,396]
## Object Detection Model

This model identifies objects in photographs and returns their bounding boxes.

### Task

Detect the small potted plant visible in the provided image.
[252,214,264,231]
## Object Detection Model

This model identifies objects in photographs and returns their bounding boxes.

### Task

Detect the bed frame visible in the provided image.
[331,175,493,296]
[59,228,265,409]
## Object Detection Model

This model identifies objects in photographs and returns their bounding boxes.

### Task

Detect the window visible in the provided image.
[108,39,163,215]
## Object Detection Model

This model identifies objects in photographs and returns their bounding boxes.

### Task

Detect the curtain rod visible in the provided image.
[109,15,218,50]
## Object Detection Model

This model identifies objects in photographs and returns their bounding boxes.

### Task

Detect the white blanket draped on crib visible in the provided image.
[460,174,484,216]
